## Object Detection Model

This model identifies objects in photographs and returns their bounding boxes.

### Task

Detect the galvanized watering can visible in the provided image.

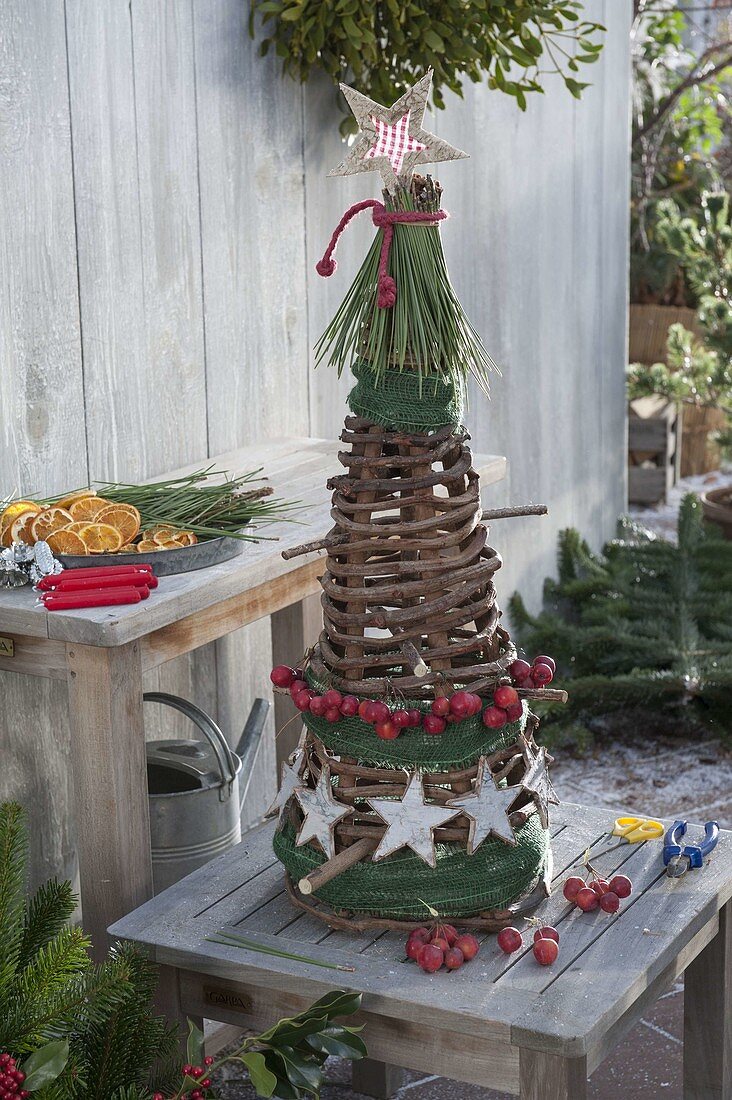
[144,692,269,893]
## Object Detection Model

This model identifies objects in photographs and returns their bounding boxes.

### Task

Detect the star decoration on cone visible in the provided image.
[447,757,517,853]
[295,767,352,859]
[367,771,459,868]
[266,743,306,823]
[330,70,468,193]
[520,738,559,830]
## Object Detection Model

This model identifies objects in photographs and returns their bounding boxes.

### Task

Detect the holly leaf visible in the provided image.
[240,1052,278,1098]
[22,1041,69,1092]
[186,1017,205,1068]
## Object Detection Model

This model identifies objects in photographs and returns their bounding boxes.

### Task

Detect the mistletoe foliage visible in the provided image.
[510,495,732,741]
[249,1,604,132]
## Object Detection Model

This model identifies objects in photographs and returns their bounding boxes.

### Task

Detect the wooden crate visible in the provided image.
[628,395,682,505]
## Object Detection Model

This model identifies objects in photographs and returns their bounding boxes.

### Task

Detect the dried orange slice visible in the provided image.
[55,488,97,511]
[30,507,74,543]
[77,523,123,554]
[0,501,41,545]
[136,539,164,552]
[7,510,40,546]
[68,495,109,522]
[95,504,141,545]
[118,543,139,554]
[46,529,89,556]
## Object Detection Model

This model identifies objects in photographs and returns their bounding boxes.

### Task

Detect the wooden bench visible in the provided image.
[0,438,505,959]
[110,802,732,1099]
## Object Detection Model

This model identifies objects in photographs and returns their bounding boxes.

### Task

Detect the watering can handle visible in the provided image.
[143,692,238,786]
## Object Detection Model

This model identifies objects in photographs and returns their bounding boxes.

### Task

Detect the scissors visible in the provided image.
[593,815,665,859]
[664,820,719,878]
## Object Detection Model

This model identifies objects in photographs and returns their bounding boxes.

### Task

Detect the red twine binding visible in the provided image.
[316,199,448,309]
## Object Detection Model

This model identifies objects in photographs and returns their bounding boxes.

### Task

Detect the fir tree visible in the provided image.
[509,495,732,740]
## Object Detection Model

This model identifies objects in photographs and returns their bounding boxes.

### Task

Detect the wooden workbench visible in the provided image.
[0,437,505,957]
[111,803,732,1100]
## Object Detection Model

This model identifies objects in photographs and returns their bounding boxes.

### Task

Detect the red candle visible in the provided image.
[43,587,145,610]
[46,573,152,594]
[37,565,157,590]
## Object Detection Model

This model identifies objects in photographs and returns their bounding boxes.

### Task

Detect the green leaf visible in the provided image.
[186,1017,205,1067]
[424,30,445,51]
[564,77,589,99]
[241,1051,278,1098]
[23,1040,69,1091]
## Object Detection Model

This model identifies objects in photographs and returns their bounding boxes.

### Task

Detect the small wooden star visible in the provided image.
[295,767,352,859]
[520,738,559,830]
[447,758,518,853]
[329,70,468,194]
[367,771,459,868]
[265,743,306,822]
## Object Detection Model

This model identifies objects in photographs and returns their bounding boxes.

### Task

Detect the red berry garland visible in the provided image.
[0,1054,30,1100]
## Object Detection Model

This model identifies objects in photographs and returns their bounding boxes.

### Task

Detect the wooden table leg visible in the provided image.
[66,640,153,960]
[351,1059,405,1099]
[270,593,320,766]
[683,901,732,1099]
[519,1049,587,1099]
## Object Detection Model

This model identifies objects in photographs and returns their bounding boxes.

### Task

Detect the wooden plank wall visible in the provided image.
[0,0,631,889]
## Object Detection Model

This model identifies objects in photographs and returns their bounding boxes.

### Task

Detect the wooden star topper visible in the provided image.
[447,757,518,853]
[329,70,468,194]
[367,771,459,868]
[520,738,559,831]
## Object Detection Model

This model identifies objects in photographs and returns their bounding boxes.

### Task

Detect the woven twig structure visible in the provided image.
[313,415,512,697]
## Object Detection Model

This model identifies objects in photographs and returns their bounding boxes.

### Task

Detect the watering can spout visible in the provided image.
[236,697,269,809]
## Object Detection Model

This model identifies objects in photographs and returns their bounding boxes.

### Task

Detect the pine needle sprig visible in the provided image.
[315,178,498,394]
[0,803,29,1002]
[20,879,77,970]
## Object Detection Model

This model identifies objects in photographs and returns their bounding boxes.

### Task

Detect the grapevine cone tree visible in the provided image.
[269,72,566,931]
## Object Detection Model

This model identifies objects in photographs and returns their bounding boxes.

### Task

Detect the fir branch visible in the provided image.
[20,880,78,971]
[0,803,29,1003]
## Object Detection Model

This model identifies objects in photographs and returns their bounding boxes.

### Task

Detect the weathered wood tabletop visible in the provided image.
[111,802,732,1100]
[0,438,506,958]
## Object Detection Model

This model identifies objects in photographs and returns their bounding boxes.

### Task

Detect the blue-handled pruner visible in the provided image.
[663,820,719,878]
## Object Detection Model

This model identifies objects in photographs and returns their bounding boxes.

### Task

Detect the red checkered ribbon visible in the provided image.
[364,111,427,175]
[316,199,447,309]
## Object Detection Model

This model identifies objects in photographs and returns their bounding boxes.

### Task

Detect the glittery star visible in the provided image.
[447,757,517,853]
[295,767,352,859]
[329,70,468,193]
[367,772,459,868]
[520,738,559,830]
[265,744,306,822]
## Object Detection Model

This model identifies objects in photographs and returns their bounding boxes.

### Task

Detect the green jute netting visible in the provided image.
[347,359,464,432]
[303,667,525,770]
[274,815,549,918]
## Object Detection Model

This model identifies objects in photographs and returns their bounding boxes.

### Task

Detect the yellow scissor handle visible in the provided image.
[613,816,665,843]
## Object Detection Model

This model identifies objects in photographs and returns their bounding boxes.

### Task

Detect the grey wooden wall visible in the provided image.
[0,0,631,888]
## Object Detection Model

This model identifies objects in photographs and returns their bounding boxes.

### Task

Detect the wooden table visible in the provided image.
[0,438,506,958]
[110,803,732,1100]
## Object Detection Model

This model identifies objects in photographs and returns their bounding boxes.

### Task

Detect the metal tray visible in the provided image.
[58,535,245,577]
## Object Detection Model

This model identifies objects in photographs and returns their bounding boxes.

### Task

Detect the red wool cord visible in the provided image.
[316,199,448,309]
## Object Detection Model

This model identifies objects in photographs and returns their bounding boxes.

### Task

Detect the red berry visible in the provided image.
[191,1092,203,1100]
[270,665,295,688]
[497,926,523,954]
[440,923,458,946]
[467,693,483,715]
[363,701,380,724]
[517,675,536,690]
[608,874,632,899]
[449,691,473,718]
[534,654,556,673]
[562,876,585,901]
[340,695,359,716]
[600,890,620,913]
[533,937,559,966]
[532,662,554,686]
[201,1082,211,1090]
[358,699,372,721]
[406,708,422,727]
[454,933,480,960]
[410,926,430,943]
[183,1066,193,1076]
[375,719,399,740]
[509,658,532,681]
[289,678,307,698]
[370,701,390,724]
[153,1095,165,1100]
[418,944,444,972]
[493,684,519,709]
[324,706,341,723]
[444,947,464,970]
[576,887,599,912]
[423,714,446,735]
[204,1056,214,1067]
[431,696,450,717]
[308,695,326,717]
[406,936,425,960]
[482,705,507,729]
[533,925,559,944]
[589,879,610,897]
[293,689,312,712]
[191,1067,204,1079]
[505,701,523,722]
[392,709,410,728]
[323,688,343,709]
[430,935,450,952]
